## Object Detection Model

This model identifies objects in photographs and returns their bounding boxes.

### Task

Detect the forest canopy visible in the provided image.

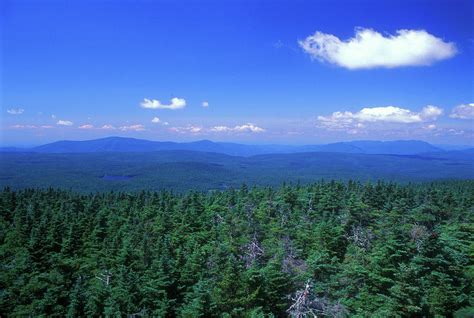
[1,180,473,317]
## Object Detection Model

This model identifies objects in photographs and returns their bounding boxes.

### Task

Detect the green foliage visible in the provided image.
[0,180,473,316]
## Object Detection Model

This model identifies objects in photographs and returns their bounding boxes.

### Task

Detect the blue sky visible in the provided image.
[1,0,473,146]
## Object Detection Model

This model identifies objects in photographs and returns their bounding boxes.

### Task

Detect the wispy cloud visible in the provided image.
[101,125,116,130]
[169,125,203,134]
[210,123,265,133]
[299,28,457,69]
[450,103,474,119]
[202,101,209,108]
[7,108,24,115]
[79,124,94,129]
[57,120,74,126]
[423,124,437,130]
[141,97,186,110]
[318,105,443,130]
[119,124,145,131]
[10,124,37,129]
[10,124,55,129]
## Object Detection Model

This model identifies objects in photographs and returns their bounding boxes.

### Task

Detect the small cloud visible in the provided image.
[299,28,457,69]
[202,101,209,108]
[51,114,56,119]
[450,103,474,119]
[210,123,265,133]
[41,125,54,129]
[101,125,116,130]
[79,124,94,129]
[151,117,161,124]
[7,108,24,115]
[119,124,146,131]
[57,120,74,126]
[140,97,186,110]
[423,124,437,130]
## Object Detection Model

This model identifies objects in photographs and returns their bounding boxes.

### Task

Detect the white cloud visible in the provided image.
[140,97,186,110]
[57,120,74,126]
[318,105,443,130]
[423,124,437,130]
[151,117,169,125]
[299,28,457,69]
[101,125,116,130]
[119,124,146,131]
[51,114,56,119]
[450,103,474,119]
[169,125,203,134]
[79,124,94,129]
[210,123,265,133]
[7,108,24,115]
[41,125,54,129]
[202,101,209,108]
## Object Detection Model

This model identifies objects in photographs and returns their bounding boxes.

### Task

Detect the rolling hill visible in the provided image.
[1,149,472,192]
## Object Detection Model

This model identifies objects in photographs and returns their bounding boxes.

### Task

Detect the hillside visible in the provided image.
[1,182,472,316]
[1,150,472,192]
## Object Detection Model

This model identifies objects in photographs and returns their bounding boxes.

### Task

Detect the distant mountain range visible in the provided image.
[2,136,466,156]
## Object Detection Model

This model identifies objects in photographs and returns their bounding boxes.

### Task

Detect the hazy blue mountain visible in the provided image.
[0,147,25,152]
[332,140,442,154]
[8,136,450,156]
[434,144,474,151]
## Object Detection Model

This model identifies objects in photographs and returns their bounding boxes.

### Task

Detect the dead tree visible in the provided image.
[96,270,112,286]
[241,233,264,268]
[346,225,374,250]
[287,280,314,317]
[287,280,347,318]
[410,223,430,252]
[127,308,147,318]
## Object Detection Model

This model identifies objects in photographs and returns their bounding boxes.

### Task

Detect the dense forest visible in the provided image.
[1,181,473,317]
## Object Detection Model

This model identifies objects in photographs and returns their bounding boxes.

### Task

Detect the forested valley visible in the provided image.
[1,180,473,317]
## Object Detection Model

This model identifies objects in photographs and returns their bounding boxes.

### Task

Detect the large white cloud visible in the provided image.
[318,105,443,130]
[7,108,24,115]
[141,97,186,110]
[299,28,457,69]
[57,120,74,126]
[450,103,474,119]
[210,123,265,133]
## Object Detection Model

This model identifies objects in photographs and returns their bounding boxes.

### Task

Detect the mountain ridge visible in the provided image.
[1,136,451,156]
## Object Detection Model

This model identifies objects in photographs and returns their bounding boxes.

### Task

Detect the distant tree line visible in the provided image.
[0,180,473,317]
